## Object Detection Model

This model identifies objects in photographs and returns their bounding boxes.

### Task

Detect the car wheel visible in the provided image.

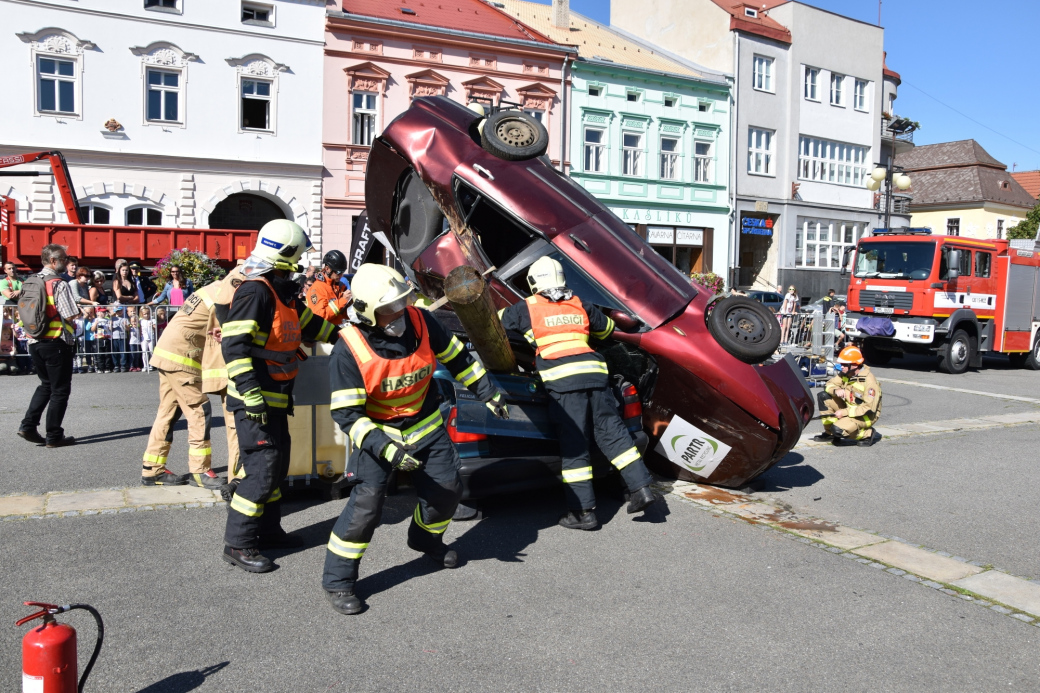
[706,296,782,364]
[937,328,972,375]
[861,340,892,366]
[480,110,549,161]
[393,170,446,269]
[1014,335,1040,370]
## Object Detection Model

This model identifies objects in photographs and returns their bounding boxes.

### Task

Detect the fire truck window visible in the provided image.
[939,247,972,279]
[975,251,991,278]
[960,249,972,277]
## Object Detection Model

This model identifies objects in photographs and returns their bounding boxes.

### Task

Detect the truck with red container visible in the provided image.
[0,150,255,270]
[844,228,1040,373]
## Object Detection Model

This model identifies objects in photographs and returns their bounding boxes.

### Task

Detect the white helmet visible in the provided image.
[527,256,567,294]
[244,220,314,276]
[351,264,414,326]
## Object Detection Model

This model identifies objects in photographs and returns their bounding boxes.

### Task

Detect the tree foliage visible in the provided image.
[153,248,226,289]
[1007,202,1040,241]
[690,271,725,295]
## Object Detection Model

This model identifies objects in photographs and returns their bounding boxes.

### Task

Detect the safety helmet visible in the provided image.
[527,256,567,294]
[836,345,865,366]
[247,220,314,274]
[351,264,413,326]
[322,249,348,275]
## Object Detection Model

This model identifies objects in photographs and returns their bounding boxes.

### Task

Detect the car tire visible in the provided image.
[937,328,972,375]
[706,296,782,364]
[480,110,549,161]
[861,340,892,366]
[393,169,446,269]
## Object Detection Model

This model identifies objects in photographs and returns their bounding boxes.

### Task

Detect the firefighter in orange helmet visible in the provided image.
[814,345,882,446]
[305,250,353,325]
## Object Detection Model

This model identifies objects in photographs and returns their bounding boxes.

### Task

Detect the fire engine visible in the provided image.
[843,228,1040,374]
[0,150,255,270]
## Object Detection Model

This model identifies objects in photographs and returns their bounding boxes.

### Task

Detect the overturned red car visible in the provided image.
[365,97,812,488]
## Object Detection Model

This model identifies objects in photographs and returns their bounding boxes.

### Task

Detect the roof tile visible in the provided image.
[708,0,792,44]
[898,139,1005,172]
[1010,171,1040,201]
[340,0,558,45]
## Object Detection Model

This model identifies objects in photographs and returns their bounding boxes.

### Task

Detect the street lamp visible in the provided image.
[866,116,918,232]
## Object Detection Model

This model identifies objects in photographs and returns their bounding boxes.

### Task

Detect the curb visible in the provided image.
[0,486,224,520]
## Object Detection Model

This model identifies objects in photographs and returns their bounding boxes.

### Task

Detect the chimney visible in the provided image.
[552,0,569,29]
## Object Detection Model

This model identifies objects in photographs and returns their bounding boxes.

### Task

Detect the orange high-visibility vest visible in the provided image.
[246,277,301,382]
[42,277,66,339]
[340,306,434,421]
[526,294,593,360]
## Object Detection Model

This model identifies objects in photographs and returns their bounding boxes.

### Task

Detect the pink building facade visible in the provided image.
[322,2,574,254]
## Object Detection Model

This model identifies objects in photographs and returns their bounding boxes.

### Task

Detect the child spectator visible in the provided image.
[93,307,114,373]
[139,306,155,372]
[82,307,97,373]
[129,310,142,371]
[72,312,87,374]
[111,308,129,372]
[155,307,168,341]
[0,311,18,374]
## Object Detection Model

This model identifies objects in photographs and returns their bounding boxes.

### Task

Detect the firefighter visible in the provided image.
[221,220,339,573]
[813,345,882,446]
[305,249,353,325]
[141,268,246,489]
[322,264,508,615]
[499,257,658,531]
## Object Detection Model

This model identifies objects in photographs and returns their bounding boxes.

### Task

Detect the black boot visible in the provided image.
[406,536,459,568]
[222,545,273,573]
[626,486,658,514]
[857,430,881,447]
[559,509,599,530]
[326,588,364,615]
[811,431,836,442]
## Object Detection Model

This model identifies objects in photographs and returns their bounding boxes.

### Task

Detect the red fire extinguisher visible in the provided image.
[16,602,104,693]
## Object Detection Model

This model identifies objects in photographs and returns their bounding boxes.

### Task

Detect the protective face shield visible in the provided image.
[351,264,413,326]
[382,314,407,338]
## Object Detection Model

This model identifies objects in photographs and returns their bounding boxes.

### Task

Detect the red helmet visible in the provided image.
[837,345,865,365]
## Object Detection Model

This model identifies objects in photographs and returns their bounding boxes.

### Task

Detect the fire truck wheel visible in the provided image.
[938,328,973,375]
[1014,336,1040,370]
[861,341,892,366]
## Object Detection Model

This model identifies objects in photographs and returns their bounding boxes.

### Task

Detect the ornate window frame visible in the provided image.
[462,76,504,107]
[17,28,96,121]
[405,69,450,100]
[225,54,288,135]
[130,42,199,128]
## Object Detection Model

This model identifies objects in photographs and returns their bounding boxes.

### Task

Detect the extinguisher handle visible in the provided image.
[14,601,64,627]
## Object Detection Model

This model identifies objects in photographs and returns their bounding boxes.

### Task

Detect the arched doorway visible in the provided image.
[209,193,287,230]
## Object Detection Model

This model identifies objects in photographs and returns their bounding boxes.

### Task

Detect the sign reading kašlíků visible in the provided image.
[611,207,702,225]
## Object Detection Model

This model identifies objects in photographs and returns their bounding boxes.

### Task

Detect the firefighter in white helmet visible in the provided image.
[499,256,658,531]
[813,344,882,446]
[321,263,508,615]
[220,220,340,573]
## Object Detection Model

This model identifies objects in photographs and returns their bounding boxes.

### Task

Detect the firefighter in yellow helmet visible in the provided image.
[321,263,508,615]
[814,345,882,446]
[220,220,340,573]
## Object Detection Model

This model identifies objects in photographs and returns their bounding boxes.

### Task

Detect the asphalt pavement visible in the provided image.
[2,362,1040,691]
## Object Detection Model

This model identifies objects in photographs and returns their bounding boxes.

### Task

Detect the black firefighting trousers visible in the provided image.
[548,386,653,512]
[322,427,461,592]
[224,410,290,549]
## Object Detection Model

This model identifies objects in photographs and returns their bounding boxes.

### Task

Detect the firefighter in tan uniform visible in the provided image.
[814,345,882,447]
[142,276,231,488]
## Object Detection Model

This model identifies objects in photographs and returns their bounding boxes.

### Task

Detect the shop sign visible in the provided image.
[741,216,773,236]
[612,208,700,224]
[676,228,703,246]
[647,227,674,244]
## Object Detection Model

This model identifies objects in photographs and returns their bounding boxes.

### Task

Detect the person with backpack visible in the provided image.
[17,244,79,447]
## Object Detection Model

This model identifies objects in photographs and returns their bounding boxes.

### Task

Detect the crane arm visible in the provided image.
[0,151,81,224]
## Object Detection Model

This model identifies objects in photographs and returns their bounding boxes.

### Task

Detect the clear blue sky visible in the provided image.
[533,0,1040,172]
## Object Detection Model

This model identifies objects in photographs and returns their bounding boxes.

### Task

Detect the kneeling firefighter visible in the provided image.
[499,256,658,530]
[322,264,508,615]
[221,220,340,573]
[814,345,882,446]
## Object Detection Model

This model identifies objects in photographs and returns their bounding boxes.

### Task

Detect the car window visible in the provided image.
[454,178,538,269]
[499,242,627,314]
[768,293,782,302]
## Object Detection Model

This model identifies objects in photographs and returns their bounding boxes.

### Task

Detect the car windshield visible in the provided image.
[854,241,936,279]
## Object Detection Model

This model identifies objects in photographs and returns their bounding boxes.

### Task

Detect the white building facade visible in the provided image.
[1,0,326,262]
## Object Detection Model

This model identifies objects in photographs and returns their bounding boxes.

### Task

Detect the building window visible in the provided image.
[126,207,163,226]
[747,127,774,176]
[804,67,819,101]
[694,141,712,183]
[146,69,180,122]
[830,73,844,106]
[144,0,180,11]
[583,128,605,173]
[77,205,111,225]
[664,96,676,107]
[947,218,960,236]
[37,56,77,114]
[744,7,758,17]
[854,79,868,111]
[997,219,1004,239]
[798,136,869,187]
[698,102,710,112]
[242,2,274,25]
[753,55,773,92]
[622,132,643,176]
[241,78,273,131]
[588,86,601,97]
[523,108,544,123]
[626,92,640,103]
[976,251,991,278]
[660,137,680,180]
[352,91,377,145]
[795,219,861,268]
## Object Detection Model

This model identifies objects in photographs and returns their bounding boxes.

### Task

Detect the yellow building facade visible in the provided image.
[910,203,1027,240]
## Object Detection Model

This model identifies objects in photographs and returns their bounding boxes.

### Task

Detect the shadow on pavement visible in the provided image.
[136,661,229,692]
[742,452,824,492]
[74,425,155,444]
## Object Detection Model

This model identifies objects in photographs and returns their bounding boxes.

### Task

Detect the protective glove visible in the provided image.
[485,391,509,420]
[383,442,422,472]
[242,388,267,426]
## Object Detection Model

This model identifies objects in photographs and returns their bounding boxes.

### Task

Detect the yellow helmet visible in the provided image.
[249,219,314,272]
[351,264,413,326]
[527,256,567,294]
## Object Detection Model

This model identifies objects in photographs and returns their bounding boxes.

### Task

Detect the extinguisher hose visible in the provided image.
[66,604,104,693]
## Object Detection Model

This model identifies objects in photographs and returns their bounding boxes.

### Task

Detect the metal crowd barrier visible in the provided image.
[777,311,839,385]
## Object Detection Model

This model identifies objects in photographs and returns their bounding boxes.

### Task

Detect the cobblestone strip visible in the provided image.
[652,479,1040,630]
[0,486,223,521]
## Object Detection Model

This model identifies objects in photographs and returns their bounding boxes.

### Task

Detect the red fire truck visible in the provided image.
[0,150,255,270]
[844,228,1040,374]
